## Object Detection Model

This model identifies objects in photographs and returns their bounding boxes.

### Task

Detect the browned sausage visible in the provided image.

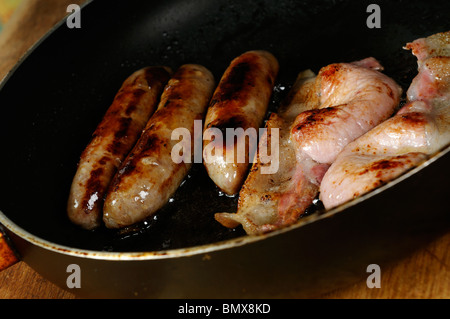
[103,64,215,229]
[67,66,172,230]
[202,50,279,196]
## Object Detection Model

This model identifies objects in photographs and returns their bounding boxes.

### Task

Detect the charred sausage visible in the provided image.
[103,64,215,229]
[202,50,279,196]
[67,66,172,230]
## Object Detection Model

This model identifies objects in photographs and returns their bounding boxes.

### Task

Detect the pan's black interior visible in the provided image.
[0,0,448,252]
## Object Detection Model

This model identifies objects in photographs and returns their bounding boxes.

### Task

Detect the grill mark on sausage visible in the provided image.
[114,117,133,139]
[160,69,199,110]
[206,114,252,149]
[206,114,248,131]
[93,68,172,158]
[110,66,206,191]
[103,117,133,156]
[124,104,137,115]
[122,89,146,115]
[213,60,256,104]
[81,166,105,214]
[98,155,110,166]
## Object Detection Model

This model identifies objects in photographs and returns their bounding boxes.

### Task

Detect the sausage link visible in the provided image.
[67,66,172,230]
[103,64,215,229]
[202,50,279,195]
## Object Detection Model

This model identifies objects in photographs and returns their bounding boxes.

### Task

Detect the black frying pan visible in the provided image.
[0,0,449,298]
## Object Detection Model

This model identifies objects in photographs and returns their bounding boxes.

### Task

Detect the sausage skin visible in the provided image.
[202,50,279,195]
[103,64,215,229]
[67,66,172,230]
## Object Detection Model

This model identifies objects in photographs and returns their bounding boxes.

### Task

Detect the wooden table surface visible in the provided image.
[0,0,449,299]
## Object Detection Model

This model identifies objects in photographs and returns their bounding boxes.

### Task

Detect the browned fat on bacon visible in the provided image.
[67,66,172,230]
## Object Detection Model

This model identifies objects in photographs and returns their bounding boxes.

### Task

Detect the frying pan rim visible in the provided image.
[0,145,448,260]
[0,0,448,261]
